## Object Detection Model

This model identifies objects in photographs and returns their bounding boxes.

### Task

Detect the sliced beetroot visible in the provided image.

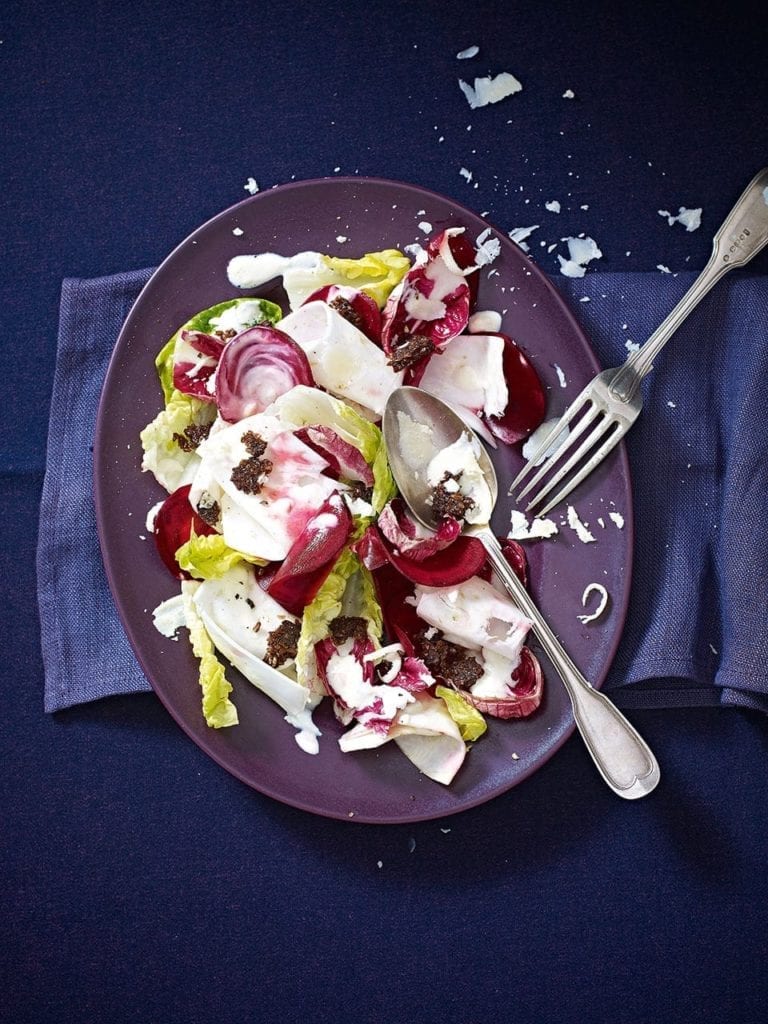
[461,647,544,719]
[303,285,382,345]
[352,524,391,572]
[153,484,217,579]
[386,535,487,587]
[479,537,529,589]
[172,330,226,401]
[370,562,422,655]
[215,325,314,423]
[294,425,374,486]
[266,496,352,615]
[485,333,546,444]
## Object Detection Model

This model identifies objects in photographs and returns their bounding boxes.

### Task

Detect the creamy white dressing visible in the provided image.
[426,432,493,525]
[326,651,414,721]
[226,251,319,290]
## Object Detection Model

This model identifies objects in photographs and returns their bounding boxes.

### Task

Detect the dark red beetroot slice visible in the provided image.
[294,425,374,486]
[479,538,529,589]
[172,330,226,401]
[484,333,546,444]
[370,562,423,655]
[461,647,544,719]
[303,285,382,345]
[153,484,217,579]
[215,325,314,423]
[386,534,486,587]
[266,497,353,616]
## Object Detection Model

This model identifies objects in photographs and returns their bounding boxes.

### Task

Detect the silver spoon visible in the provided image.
[383,386,660,799]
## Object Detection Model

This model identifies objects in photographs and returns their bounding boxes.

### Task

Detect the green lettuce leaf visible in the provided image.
[294,547,383,690]
[181,584,238,728]
[140,389,216,493]
[435,685,488,742]
[320,250,410,308]
[176,533,267,579]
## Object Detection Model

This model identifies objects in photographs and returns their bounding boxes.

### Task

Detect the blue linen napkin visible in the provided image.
[37,267,768,714]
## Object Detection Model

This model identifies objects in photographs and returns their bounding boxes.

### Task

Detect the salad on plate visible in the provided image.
[141,227,549,785]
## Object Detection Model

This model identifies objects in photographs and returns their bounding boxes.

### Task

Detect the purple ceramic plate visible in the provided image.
[94,177,632,823]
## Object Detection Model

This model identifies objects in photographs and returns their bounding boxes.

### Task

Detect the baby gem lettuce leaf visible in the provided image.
[320,250,411,308]
[176,532,267,580]
[140,390,217,493]
[181,583,238,728]
[435,685,488,742]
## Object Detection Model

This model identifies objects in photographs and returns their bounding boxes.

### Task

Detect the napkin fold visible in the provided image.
[37,267,768,714]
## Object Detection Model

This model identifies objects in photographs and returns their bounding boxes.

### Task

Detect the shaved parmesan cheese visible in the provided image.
[545,200,561,213]
[563,89,575,99]
[509,224,539,252]
[508,509,559,541]
[658,207,702,232]
[474,227,501,267]
[243,177,259,194]
[457,45,479,59]
[459,71,523,109]
[577,583,609,624]
[566,505,596,544]
[608,511,625,529]
[557,236,602,278]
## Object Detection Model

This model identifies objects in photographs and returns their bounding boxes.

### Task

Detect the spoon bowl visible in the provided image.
[383,386,660,800]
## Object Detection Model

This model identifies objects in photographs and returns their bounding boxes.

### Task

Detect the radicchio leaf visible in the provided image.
[215,325,314,423]
[377,498,461,561]
[294,425,374,485]
[153,484,217,580]
[461,647,544,719]
[172,330,225,401]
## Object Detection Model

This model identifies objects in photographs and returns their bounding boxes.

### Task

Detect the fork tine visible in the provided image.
[510,392,593,494]
[530,420,625,517]
[515,401,601,503]
[525,413,617,514]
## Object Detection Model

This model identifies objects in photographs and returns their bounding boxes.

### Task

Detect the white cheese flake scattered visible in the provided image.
[566,505,596,544]
[608,511,625,529]
[562,88,575,99]
[658,206,702,232]
[335,234,348,243]
[657,264,672,274]
[557,235,602,278]
[459,166,473,183]
[418,220,433,234]
[553,363,567,388]
[232,227,244,236]
[459,71,523,109]
[508,509,559,541]
[243,177,259,195]
[456,45,479,59]
[577,583,609,624]
[474,227,501,267]
[667,400,677,408]
[508,224,539,252]
[545,200,561,213]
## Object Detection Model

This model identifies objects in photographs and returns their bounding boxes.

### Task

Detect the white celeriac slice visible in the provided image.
[189,411,339,561]
[415,575,533,664]
[278,301,403,417]
[192,565,312,720]
[420,333,508,419]
[339,694,466,785]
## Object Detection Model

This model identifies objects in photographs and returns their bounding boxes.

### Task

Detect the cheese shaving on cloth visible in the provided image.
[459,72,523,109]
[339,693,466,785]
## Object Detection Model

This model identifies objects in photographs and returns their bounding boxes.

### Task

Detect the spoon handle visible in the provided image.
[476,528,660,799]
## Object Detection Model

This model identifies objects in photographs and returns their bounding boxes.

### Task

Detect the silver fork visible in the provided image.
[511,166,768,517]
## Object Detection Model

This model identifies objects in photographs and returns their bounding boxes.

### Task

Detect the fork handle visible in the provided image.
[477,528,660,799]
[611,167,768,402]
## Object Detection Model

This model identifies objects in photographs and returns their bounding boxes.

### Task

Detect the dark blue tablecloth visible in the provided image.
[4,3,768,1023]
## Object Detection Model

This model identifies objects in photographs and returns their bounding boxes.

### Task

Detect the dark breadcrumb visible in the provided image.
[415,629,483,689]
[231,431,273,494]
[387,333,435,372]
[431,472,475,523]
[264,620,301,668]
[173,421,212,453]
[329,295,364,331]
[196,497,221,527]
[347,480,374,504]
[329,616,369,646]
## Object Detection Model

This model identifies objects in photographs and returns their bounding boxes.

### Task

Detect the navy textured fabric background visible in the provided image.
[4,2,768,1023]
